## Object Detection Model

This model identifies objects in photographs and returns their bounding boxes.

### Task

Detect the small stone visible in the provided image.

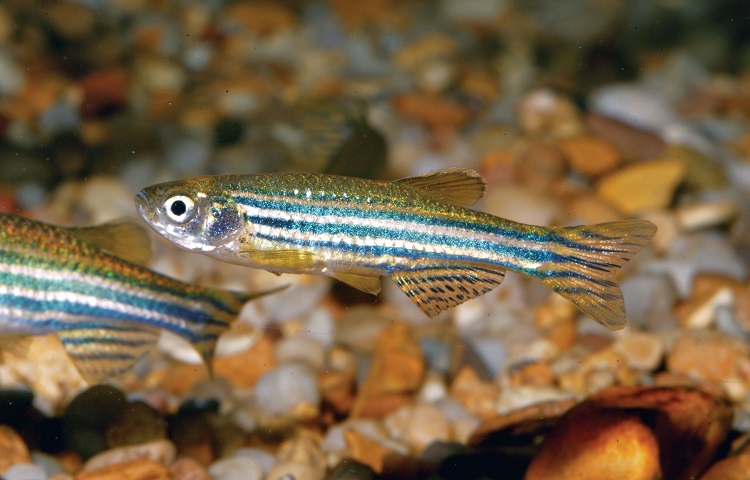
[701,453,750,480]
[589,85,677,133]
[559,134,621,178]
[586,113,666,161]
[483,184,562,226]
[611,332,664,371]
[393,93,472,131]
[525,404,661,480]
[329,458,379,480]
[214,335,276,389]
[319,370,355,416]
[565,194,622,224]
[393,34,458,70]
[0,425,30,472]
[82,440,176,471]
[105,402,166,448]
[3,463,47,480]
[344,429,395,474]
[254,363,320,417]
[169,457,211,480]
[207,456,263,480]
[510,361,556,387]
[275,336,326,370]
[46,1,96,39]
[516,89,583,138]
[677,286,735,329]
[384,403,452,453]
[351,323,425,418]
[449,366,498,420]
[675,200,739,231]
[518,142,566,192]
[265,462,325,480]
[335,306,399,355]
[667,331,750,401]
[80,69,128,118]
[75,459,170,480]
[597,159,685,216]
[662,145,728,190]
[221,2,296,35]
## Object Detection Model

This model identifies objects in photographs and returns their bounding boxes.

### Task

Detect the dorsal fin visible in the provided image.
[69,218,153,266]
[394,168,486,207]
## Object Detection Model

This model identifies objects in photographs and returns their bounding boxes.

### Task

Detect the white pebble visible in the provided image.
[589,84,677,132]
[232,448,278,475]
[208,456,263,480]
[266,462,325,480]
[301,308,336,347]
[275,336,326,370]
[254,363,320,416]
[3,463,48,480]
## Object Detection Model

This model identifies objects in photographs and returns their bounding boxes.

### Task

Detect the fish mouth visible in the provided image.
[134,191,149,213]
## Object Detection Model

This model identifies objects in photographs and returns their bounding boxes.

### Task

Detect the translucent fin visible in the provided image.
[539,220,657,330]
[393,265,505,317]
[238,248,320,271]
[57,322,161,383]
[394,168,486,207]
[70,218,153,265]
[195,284,289,376]
[332,273,382,294]
[0,335,33,358]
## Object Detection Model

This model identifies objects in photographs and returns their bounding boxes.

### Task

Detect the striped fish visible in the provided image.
[0,213,278,382]
[135,168,657,329]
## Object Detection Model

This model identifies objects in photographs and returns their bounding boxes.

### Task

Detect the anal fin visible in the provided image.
[392,266,505,317]
[332,273,382,295]
[57,321,161,383]
[239,248,321,271]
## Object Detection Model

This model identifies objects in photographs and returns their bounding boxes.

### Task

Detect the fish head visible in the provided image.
[135,179,243,252]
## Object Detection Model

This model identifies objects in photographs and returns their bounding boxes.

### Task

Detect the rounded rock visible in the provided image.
[208,456,264,480]
[254,363,321,416]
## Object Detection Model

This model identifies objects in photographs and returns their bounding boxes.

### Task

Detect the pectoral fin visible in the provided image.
[392,265,505,317]
[238,247,321,271]
[332,273,382,295]
[57,321,161,383]
[70,218,153,265]
[394,168,486,207]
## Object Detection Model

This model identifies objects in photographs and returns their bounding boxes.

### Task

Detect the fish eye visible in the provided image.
[164,195,196,224]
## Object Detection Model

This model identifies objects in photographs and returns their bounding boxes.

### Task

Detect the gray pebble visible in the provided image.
[254,363,320,416]
[3,463,48,480]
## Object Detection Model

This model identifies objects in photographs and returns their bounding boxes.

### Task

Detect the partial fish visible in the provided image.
[0,213,279,382]
[135,168,657,329]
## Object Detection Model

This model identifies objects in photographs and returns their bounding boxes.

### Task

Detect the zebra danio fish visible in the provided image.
[135,168,657,329]
[0,213,279,382]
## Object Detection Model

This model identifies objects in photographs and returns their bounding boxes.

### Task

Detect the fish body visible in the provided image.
[135,168,657,329]
[0,213,274,382]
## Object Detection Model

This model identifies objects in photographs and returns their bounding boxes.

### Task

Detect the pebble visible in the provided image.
[168,457,211,480]
[254,363,321,417]
[449,366,498,420]
[351,322,426,418]
[589,84,677,133]
[76,459,171,480]
[0,424,31,472]
[516,89,583,138]
[82,439,176,471]
[231,448,278,475]
[328,458,379,480]
[596,159,685,216]
[483,184,562,226]
[265,462,325,480]
[3,463,48,480]
[207,456,264,480]
[104,402,166,448]
[275,336,326,370]
[666,331,750,401]
[559,134,621,178]
[214,335,276,390]
[675,200,738,231]
[611,332,664,372]
[701,453,750,480]
[586,113,666,161]
[384,403,452,453]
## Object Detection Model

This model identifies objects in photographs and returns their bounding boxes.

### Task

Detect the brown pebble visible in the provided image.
[611,332,664,372]
[662,145,728,190]
[518,142,566,192]
[701,453,750,480]
[393,93,472,131]
[76,459,170,480]
[351,323,425,418]
[510,361,556,387]
[596,159,685,216]
[221,2,296,35]
[344,429,394,473]
[319,370,355,416]
[565,194,622,224]
[667,331,750,401]
[0,425,31,472]
[214,335,276,389]
[449,366,498,420]
[586,112,666,161]
[80,69,128,118]
[169,457,211,480]
[83,440,176,471]
[559,134,621,178]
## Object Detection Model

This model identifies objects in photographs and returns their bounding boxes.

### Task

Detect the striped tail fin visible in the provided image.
[539,220,657,330]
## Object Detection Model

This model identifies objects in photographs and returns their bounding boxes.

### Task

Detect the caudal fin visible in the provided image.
[191,285,287,374]
[539,220,657,330]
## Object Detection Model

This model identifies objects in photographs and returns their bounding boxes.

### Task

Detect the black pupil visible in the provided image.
[170,200,187,216]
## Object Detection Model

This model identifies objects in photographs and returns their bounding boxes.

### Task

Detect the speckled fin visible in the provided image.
[70,218,153,265]
[238,248,321,271]
[394,168,486,207]
[57,322,161,383]
[392,265,505,317]
[332,273,381,294]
